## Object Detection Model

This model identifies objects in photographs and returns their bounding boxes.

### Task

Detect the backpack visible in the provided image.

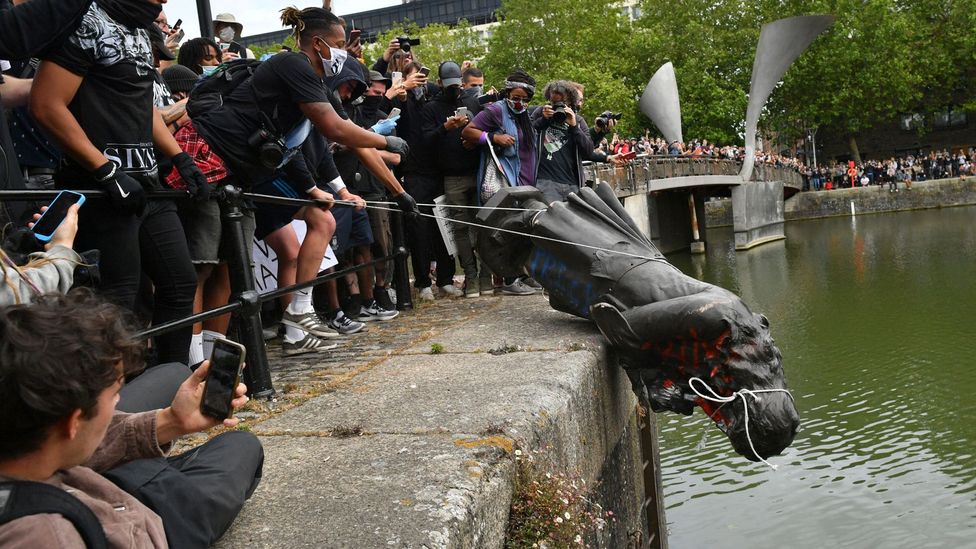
[186,58,263,120]
[0,481,107,548]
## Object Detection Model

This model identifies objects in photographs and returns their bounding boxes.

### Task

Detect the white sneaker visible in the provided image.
[283,334,338,356]
[418,287,435,301]
[440,284,464,298]
[282,310,339,338]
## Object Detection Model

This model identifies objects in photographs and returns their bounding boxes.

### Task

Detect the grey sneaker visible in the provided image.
[440,284,464,298]
[283,334,338,356]
[282,310,339,338]
[358,299,399,321]
[501,278,536,296]
[521,276,543,290]
[327,310,366,335]
[418,286,435,301]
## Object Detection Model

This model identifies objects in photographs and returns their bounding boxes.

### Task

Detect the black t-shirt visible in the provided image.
[537,123,578,185]
[193,52,330,188]
[46,3,159,190]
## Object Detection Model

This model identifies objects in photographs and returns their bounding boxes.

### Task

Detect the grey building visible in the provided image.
[241,0,503,49]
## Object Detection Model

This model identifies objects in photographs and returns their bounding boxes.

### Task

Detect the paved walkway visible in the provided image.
[208,293,639,548]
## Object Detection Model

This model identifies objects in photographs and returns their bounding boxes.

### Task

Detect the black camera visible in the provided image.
[551,101,568,125]
[248,126,286,169]
[397,36,420,53]
[595,111,623,129]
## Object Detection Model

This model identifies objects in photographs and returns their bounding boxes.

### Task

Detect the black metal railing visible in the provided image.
[0,186,413,400]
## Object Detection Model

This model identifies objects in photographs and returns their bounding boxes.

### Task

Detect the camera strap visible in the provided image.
[0,481,108,549]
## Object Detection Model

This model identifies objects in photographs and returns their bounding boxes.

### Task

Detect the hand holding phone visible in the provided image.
[30,190,85,244]
[621,151,638,161]
[386,107,401,120]
[201,339,246,420]
[391,71,403,87]
[455,107,472,119]
[419,66,431,77]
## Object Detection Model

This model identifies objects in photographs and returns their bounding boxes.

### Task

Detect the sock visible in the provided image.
[284,324,306,342]
[188,333,204,365]
[287,289,314,315]
[201,330,221,359]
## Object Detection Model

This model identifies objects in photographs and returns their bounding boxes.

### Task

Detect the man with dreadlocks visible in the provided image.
[188,6,417,353]
[462,69,541,296]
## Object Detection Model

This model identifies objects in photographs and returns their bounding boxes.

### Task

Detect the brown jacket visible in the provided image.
[0,411,170,548]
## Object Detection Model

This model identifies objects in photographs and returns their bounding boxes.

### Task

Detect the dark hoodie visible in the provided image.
[420,87,480,177]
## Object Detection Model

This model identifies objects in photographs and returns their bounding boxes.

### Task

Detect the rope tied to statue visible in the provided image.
[687,376,795,470]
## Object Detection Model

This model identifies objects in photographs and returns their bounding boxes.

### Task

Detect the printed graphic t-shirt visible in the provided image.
[536,123,577,185]
[46,3,159,190]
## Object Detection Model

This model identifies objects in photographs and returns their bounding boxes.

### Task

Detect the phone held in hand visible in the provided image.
[391,71,403,87]
[419,66,431,77]
[228,41,245,56]
[31,190,85,242]
[386,107,401,120]
[620,151,637,161]
[201,339,246,420]
[349,29,361,43]
[455,107,472,119]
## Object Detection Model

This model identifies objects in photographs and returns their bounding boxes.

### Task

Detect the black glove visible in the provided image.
[384,135,410,157]
[393,191,419,221]
[93,161,146,216]
[172,152,210,202]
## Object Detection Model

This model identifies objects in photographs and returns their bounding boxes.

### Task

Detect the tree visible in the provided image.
[480,0,640,135]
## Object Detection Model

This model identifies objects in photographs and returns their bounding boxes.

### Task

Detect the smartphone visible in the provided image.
[228,41,245,56]
[391,71,403,87]
[419,66,431,77]
[620,151,638,161]
[201,338,246,420]
[31,190,85,242]
[455,107,472,119]
[172,18,182,30]
[349,29,361,43]
[386,107,401,120]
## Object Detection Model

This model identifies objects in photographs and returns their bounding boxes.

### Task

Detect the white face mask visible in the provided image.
[218,27,236,43]
[319,46,347,78]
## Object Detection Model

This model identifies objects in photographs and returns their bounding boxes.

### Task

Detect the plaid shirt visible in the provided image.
[165,121,228,189]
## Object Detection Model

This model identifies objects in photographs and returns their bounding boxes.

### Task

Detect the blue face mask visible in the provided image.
[201,65,218,77]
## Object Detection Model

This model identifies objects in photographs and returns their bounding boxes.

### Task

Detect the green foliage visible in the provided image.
[248,36,298,60]
[430,343,445,354]
[363,20,485,72]
[482,0,640,135]
[352,0,975,148]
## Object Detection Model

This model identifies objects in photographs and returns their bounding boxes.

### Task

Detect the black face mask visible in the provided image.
[459,87,481,100]
[360,95,382,112]
[442,87,462,102]
[99,0,162,30]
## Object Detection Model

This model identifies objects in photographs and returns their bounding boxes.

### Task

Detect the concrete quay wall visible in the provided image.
[216,297,652,548]
[705,177,976,227]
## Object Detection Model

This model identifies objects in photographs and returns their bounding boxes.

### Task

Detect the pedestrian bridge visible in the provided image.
[583,156,801,253]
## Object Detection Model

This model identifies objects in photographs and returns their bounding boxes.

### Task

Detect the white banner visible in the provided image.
[252,220,338,294]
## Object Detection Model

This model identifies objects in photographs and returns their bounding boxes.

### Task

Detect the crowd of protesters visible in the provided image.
[0,2,640,546]
[799,148,976,191]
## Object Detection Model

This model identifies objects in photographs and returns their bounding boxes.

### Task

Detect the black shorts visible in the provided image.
[326,189,373,255]
[253,177,303,241]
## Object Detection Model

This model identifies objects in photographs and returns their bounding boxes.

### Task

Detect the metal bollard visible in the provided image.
[390,209,413,311]
[218,185,275,399]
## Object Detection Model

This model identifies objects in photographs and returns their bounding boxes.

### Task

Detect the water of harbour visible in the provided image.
[661,205,976,548]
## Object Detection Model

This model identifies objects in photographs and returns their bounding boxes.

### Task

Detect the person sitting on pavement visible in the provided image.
[0,290,263,548]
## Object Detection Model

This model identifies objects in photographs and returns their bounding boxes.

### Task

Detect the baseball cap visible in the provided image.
[438,61,462,87]
[368,70,391,85]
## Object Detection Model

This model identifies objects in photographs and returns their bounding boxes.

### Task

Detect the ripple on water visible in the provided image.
[659,207,976,548]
